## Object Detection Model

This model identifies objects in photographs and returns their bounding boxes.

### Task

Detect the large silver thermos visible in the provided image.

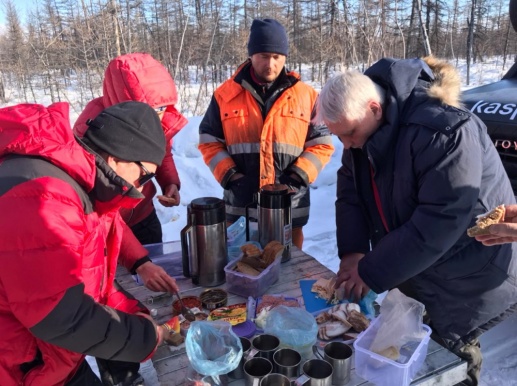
[181,197,227,287]
[246,184,293,263]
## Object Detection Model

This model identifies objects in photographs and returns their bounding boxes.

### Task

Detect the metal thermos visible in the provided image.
[181,197,227,287]
[246,184,293,263]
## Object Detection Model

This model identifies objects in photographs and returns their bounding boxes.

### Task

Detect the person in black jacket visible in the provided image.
[315,56,517,386]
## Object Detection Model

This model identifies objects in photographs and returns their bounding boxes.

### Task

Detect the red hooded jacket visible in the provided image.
[0,103,158,385]
[74,53,187,228]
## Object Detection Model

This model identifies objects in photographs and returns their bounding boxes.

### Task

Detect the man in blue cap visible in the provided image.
[199,18,334,251]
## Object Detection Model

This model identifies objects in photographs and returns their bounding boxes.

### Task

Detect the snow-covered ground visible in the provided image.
[3,56,517,385]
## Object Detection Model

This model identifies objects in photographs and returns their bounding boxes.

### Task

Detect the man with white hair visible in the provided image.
[315,57,517,385]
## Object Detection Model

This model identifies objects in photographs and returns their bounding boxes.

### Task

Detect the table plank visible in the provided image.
[116,242,466,386]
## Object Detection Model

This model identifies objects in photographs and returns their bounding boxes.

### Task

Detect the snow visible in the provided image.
[3,56,517,385]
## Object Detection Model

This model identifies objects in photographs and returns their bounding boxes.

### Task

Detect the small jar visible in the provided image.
[200,288,228,311]
[172,296,202,316]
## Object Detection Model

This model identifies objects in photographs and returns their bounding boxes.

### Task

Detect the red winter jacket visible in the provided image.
[0,103,158,386]
[74,52,187,227]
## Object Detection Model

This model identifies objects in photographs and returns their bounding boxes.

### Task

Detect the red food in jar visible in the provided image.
[172,296,201,315]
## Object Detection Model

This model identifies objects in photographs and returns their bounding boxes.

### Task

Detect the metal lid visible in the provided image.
[191,197,225,209]
[200,288,228,310]
[260,184,289,196]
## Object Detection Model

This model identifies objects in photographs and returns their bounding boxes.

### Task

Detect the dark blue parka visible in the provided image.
[336,57,517,345]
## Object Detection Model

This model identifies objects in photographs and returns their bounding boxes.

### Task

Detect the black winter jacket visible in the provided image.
[336,57,517,344]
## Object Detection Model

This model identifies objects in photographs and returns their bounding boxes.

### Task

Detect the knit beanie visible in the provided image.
[84,101,166,165]
[247,18,289,57]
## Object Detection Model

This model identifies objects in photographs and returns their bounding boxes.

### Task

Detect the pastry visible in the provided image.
[467,205,505,237]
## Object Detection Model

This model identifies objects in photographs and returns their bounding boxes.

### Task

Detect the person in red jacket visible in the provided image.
[74,53,187,293]
[0,101,174,386]
[75,53,187,237]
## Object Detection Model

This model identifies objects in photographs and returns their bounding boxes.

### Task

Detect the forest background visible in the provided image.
[1,0,517,118]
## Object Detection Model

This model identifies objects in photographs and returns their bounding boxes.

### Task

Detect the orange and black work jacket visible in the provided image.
[199,61,334,227]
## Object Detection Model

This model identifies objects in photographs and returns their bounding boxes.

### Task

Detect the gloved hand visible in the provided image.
[279,173,304,192]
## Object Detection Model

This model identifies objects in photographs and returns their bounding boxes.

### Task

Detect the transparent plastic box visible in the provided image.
[133,242,183,285]
[224,254,281,298]
[353,316,432,386]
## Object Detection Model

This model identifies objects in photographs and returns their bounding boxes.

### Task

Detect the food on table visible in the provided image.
[374,345,400,361]
[233,241,284,276]
[208,303,247,325]
[240,243,262,259]
[164,331,185,346]
[318,321,353,340]
[315,303,359,324]
[467,204,505,236]
[315,303,370,341]
[180,311,208,336]
[347,310,370,332]
[261,241,284,265]
[311,277,340,304]
[200,288,228,310]
[172,296,201,316]
[253,295,300,329]
[256,294,300,314]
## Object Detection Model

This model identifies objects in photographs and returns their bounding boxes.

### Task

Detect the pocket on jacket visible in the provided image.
[280,104,310,124]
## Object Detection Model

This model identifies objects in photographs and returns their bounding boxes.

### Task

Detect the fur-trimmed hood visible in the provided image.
[422,55,462,108]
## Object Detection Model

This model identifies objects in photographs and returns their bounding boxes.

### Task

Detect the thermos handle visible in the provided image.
[244,192,258,241]
[180,213,195,278]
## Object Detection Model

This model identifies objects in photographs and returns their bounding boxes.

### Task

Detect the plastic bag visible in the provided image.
[227,217,247,247]
[185,321,242,379]
[369,289,427,357]
[263,305,318,358]
[358,289,377,319]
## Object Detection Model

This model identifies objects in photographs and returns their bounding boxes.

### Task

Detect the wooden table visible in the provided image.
[116,242,467,386]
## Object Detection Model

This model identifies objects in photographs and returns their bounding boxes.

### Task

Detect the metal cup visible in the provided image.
[228,336,252,379]
[293,359,333,386]
[273,347,302,378]
[260,373,291,386]
[315,342,353,385]
[244,357,273,386]
[250,334,281,361]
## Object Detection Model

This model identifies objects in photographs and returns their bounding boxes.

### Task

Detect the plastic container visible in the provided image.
[224,254,282,298]
[353,316,432,386]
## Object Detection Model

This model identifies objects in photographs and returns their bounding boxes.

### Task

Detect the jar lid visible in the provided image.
[260,184,289,196]
[191,197,224,209]
[200,288,228,310]
[232,320,257,339]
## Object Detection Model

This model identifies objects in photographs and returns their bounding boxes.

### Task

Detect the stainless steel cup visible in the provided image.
[273,347,301,378]
[318,342,353,385]
[228,336,252,379]
[250,334,280,361]
[259,373,291,386]
[244,357,273,386]
[294,359,333,386]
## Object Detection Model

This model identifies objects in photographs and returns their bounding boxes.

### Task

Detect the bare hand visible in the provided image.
[158,184,180,207]
[335,252,370,302]
[135,311,166,347]
[475,204,517,246]
[137,262,179,293]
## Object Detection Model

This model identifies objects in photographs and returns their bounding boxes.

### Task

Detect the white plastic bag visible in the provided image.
[369,289,427,359]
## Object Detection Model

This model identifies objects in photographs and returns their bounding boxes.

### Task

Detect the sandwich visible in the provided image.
[467,205,505,237]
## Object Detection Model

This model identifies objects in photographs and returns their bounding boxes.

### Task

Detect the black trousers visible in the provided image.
[95,358,143,386]
[130,208,162,245]
[65,360,103,386]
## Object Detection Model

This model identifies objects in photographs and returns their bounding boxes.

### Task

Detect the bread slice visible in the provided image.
[467,205,505,237]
